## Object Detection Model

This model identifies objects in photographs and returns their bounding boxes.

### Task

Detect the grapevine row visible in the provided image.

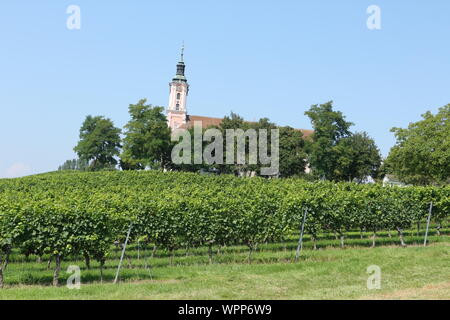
[0,171,448,286]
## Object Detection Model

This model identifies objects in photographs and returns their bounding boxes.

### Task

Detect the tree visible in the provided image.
[386,104,450,185]
[248,117,277,176]
[278,126,307,177]
[305,101,353,180]
[74,115,121,170]
[170,126,210,173]
[217,113,308,177]
[220,112,248,131]
[218,112,249,175]
[218,113,282,176]
[120,99,172,170]
[58,158,89,171]
[334,132,382,182]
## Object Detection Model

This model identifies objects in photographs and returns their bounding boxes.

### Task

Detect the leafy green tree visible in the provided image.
[170,126,211,173]
[74,116,121,171]
[220,112,248,131]
[217,112,249,175]
[305,101,353,180]
[278,126,307,177]
[218,113,308,177]
[248,118,278,176]
[251,117,276,131]
[120,99,171,170]
[334,132,382,182]
[386,104,450,185]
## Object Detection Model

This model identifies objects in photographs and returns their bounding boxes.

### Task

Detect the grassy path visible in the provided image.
[1,242,448,300]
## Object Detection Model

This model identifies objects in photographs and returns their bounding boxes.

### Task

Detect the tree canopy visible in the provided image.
[305,101,352,180]
[335,132,381,182]
[278,126,307,177]
[73,115,121,170]
[385,104,450,185]
[120,99,172,170]
[305,101,381,182]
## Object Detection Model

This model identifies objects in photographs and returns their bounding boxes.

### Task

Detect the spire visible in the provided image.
[180,42,184,62]
[173,43,187,82]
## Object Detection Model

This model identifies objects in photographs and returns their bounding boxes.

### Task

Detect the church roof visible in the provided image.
[182,115,223,128]
[180,114,314,138]
[296,128,314,138]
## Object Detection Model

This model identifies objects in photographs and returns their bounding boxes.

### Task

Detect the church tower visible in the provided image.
[167,44,189,130]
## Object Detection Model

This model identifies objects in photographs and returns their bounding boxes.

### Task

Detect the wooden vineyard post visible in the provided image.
[114,223,133,284]
[423,202,433,247]
[295,208,308,262]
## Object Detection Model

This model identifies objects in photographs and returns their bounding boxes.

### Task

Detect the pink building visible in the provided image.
[166,45,189,130]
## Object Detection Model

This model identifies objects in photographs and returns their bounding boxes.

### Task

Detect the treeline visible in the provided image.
[62,100,384,181]
[60,100,450,185]
[1,171,449,286]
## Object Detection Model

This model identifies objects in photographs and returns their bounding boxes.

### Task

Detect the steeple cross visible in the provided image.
[181,42,185,62]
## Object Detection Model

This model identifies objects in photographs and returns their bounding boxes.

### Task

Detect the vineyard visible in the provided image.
[0,171,449,289]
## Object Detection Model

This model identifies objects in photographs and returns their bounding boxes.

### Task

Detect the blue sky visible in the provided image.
[0,1,449,178]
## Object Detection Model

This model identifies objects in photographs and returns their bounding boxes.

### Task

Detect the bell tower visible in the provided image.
[167,44,189,130]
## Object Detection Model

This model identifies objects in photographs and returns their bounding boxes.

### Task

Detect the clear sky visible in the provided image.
[0,1,449,178]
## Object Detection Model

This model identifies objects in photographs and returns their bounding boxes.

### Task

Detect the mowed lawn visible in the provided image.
[1,241,449,300]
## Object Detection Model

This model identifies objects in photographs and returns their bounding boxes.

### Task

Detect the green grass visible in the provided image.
[1,236,449,300]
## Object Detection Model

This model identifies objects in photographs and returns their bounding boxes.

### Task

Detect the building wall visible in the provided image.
[167,111,186,130]
[167,81,188,130]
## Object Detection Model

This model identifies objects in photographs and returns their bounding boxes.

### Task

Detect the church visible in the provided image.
[166,46,313,138]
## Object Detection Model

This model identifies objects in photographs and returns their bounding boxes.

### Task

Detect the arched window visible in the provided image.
[176,104,180,110]
[177,93,181,100]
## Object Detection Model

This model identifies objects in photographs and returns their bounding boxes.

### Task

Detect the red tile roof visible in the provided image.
[183,115,223,128]
[180,114,313,139]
